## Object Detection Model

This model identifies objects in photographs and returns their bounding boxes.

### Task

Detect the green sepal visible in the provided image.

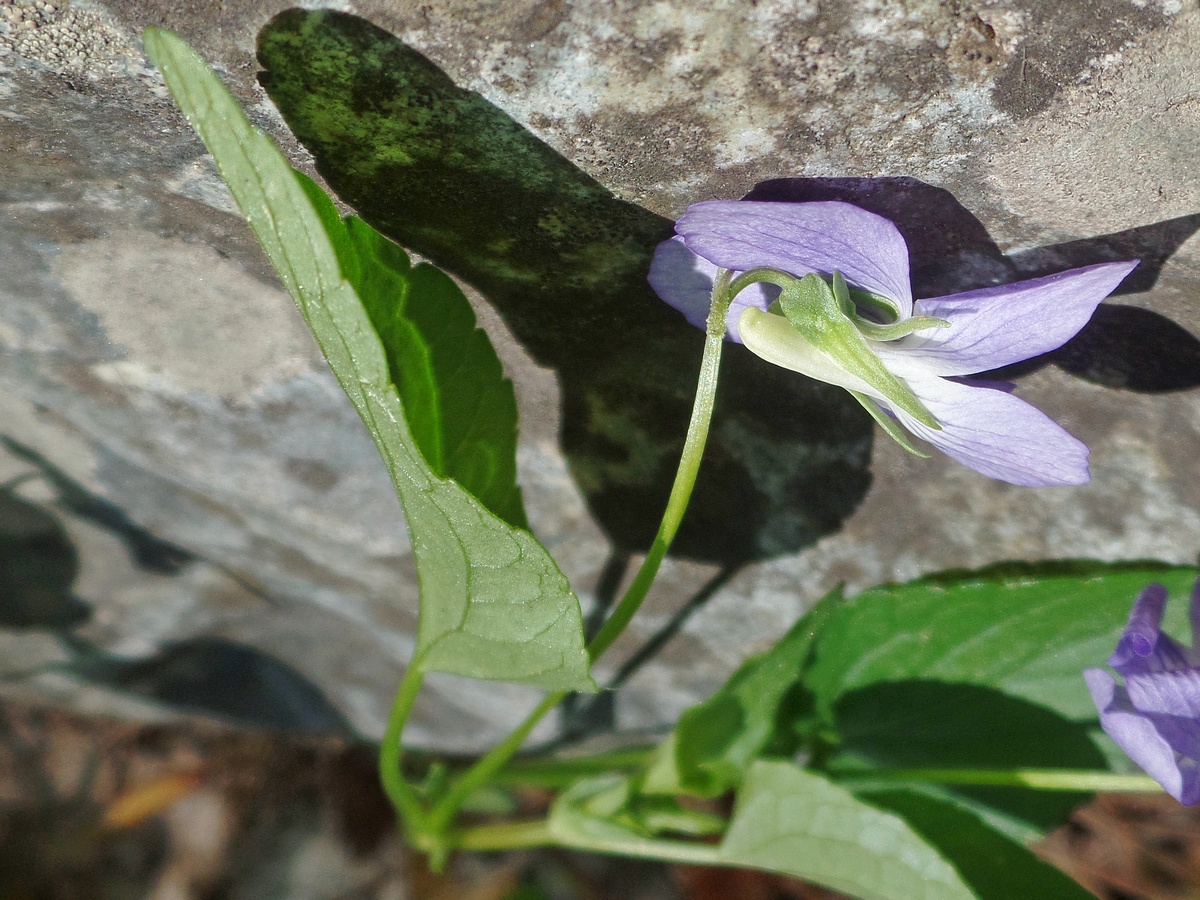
[843,281,901,324]
[855,315,951,342]
[849,391,932,457]
[833,269,951,340]
[831,270,857,317]
[772,275,940,429]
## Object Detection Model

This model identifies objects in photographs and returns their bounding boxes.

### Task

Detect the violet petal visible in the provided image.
[890,376,1089,486]
[1109,584,1169,671]
[1125,668,1200,720]
[1086,668,1192,804]
[676,201,914,317]
[880,261,1138,377]
[648,236,776,342]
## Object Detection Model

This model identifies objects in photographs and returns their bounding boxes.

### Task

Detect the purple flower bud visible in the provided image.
[1085,580,1200,805]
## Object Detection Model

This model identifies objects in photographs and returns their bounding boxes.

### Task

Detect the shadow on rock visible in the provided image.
[256,9,873,565]
[3,436,192,576]
[0,481,89,630]
[64,635,355,737]
[256,11,1199,560]
[0,439,353,738]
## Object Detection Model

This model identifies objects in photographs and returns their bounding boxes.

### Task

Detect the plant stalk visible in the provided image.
[425,271,737,841]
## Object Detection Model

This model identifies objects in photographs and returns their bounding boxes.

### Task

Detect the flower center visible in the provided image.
[726,268,942,435]
[727,267,950,343]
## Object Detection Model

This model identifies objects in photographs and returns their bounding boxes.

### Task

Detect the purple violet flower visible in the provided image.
[1085,581,1200,805]
[648,200,1138,486]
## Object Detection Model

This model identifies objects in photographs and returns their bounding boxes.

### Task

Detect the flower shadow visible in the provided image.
[255,10,1199,567]
[256,10,872,565]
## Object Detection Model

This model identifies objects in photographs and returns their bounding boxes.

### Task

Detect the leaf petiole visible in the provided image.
[833,767,1163,793]
[378,661,429,838]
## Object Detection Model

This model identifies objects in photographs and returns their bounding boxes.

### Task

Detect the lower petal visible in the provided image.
[891,375,1089,486]
[1086,668,1193,804]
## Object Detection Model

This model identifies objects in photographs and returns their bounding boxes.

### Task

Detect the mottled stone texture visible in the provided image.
[1,0,1198,750]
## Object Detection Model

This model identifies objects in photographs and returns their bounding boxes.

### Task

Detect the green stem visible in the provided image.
[378,662,428,834]
[425,272,738,842]
[426,691,562,838]
[586,269,734,662]
[835,767,1163,793]
[449,817,723,865]
[448,819,555,852]
[726,266,795,296]
[492,745,655,788]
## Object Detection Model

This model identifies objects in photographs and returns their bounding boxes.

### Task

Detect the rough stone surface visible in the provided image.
[2,0,1199,750]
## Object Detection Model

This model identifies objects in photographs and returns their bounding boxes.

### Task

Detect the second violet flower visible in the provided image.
[649,200,1137,487]
[1086,581,1200,806]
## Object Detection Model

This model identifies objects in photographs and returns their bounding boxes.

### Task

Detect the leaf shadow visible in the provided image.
[3,436,192,575]
[0,439,354,737]
[255,9,873,566]
[832,679,1107,832]
[0,479,89,630]
[62,634,356,737]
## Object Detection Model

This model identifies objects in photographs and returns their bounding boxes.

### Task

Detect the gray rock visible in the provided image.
[1,0,1198,751]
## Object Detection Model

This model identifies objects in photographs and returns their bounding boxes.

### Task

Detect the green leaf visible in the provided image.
[343,217,526,528]
[718,761,975,900]
[665,593,839,796]
[143,27,594,692]
[550,768,978,897]
[802,561,1198,722]
[856,787,1093,900]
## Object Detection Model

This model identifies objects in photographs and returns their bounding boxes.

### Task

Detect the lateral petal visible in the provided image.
[1086,668,1193,804]
[891,375,1090,486]
[880,261,1138,376]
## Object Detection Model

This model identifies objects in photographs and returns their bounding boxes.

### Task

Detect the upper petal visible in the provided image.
[676,201,914,318]
[879,261,1138,377]
[1109,583,1169,671]
[1110,582,1200,675]
[648,236,776,342]
[890,375,1090,486]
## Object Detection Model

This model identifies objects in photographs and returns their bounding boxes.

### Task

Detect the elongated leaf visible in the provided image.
[802,561,1198,721]
[144,28,593,692]
[719,761,974,900]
